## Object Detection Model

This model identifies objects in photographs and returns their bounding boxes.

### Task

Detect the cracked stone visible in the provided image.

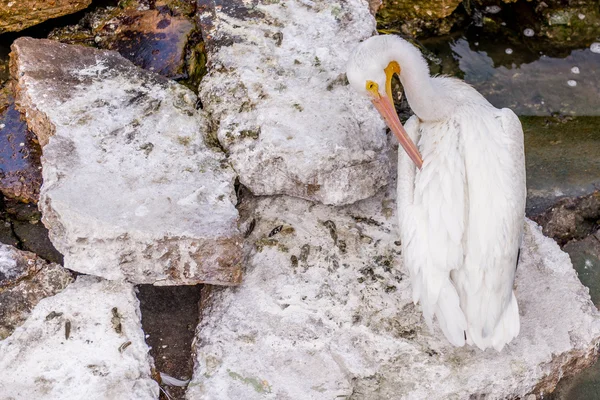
[0,276,159,399]
[197,0,390,205]
[10,38,242,285]
[187,188,600,399]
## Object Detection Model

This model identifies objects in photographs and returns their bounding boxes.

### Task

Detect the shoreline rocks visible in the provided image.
[10,38,243,286]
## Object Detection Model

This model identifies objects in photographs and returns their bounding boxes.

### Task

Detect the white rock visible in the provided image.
[197,0,390,205]
[590,43,600,54]
[0,276,159,399]
[568,79,577,87]
[187,189,600,399]
[11,38,243,285]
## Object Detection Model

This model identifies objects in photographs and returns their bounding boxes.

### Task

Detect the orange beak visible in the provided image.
[372,95,423,169]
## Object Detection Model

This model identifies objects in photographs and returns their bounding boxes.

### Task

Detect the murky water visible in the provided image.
[416,23,600,400]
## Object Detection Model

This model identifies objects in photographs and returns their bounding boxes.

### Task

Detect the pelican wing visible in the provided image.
[456,107,526,351]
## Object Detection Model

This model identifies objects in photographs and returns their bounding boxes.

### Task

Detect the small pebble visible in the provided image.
[523,28,534,37]
[474,42,479,46]
[501,22,506,26]
[567,80,577,87]
[578,14,586,20]
[19,142,24,147]
[571,66,580,74]
[485,5,501,14]
[505,48,513,55]
[0,124,5,129]
[590,43,600,54]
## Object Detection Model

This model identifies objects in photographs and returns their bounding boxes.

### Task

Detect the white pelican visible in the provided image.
[347,35,526,351]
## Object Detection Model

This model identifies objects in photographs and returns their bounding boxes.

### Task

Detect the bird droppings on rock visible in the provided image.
[197,0,391,205]
[187,188,600,399]
[10,38,243,285]
[0,276,159,399]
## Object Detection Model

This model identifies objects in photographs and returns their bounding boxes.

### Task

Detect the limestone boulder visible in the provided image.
[197,0,390,206]
[187,188,600,399]
[0,276,159,399]
[0,0,92,33]
[10,38,243,286]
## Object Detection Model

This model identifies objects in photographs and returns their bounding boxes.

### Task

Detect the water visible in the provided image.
[414,22,600,400]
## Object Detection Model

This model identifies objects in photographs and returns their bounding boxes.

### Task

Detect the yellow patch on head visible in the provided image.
[384,61,401,102]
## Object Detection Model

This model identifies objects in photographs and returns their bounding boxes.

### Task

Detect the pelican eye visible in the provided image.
[365,80,379,96]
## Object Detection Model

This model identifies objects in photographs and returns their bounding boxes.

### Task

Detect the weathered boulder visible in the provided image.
[0,86,43,204]
[10,38,243,286]
[0,276,159,399]
[0,243,72,339]
[0,0,92,34]
[187,188,600,399]
[197,0,390,205]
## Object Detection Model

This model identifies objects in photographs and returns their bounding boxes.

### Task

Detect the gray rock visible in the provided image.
[197,0,390,205]
[0,243,73,339]
[187,190,600,399]
[10,38,243,286]
[0,276,159,399]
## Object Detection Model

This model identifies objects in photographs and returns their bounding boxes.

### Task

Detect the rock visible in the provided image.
[197,0,391,206]
[0,0,92,34]
[532,191,600,245]
[10,38,243,286]
[100,10,197,80]
[0,86,43,204]
[0,244,73,339]
[377,0,463,36]
[0,276,159,399]
[187,190,600,399]
[48,4,205,89]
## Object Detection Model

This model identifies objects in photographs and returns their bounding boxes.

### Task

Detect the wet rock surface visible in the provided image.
[0,244,73,340]
[48,1,204,90]
[197,0,390,206]
[187,189,600,399]
[0,0,92,34]
[10,38,242,285]
[563,231,600,309]
[0,86,43,204]
[0,276,159,399]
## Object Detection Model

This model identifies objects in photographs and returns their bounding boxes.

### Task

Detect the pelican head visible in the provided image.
[347,35,425,169]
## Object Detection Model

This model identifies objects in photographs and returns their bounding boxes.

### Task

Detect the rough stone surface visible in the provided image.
[0,244,73,339]
[0,0,92,33]
[187,189,600,399]
[0,276,159,399]
[101,10,197,80]
[377,0,463,36]
[532,191,600,245]
[197,0,390,205]
[10,38,243,286]
[0,86,43,204]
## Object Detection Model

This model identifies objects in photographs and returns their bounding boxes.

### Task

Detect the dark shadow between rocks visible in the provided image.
[137,284,202,400]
